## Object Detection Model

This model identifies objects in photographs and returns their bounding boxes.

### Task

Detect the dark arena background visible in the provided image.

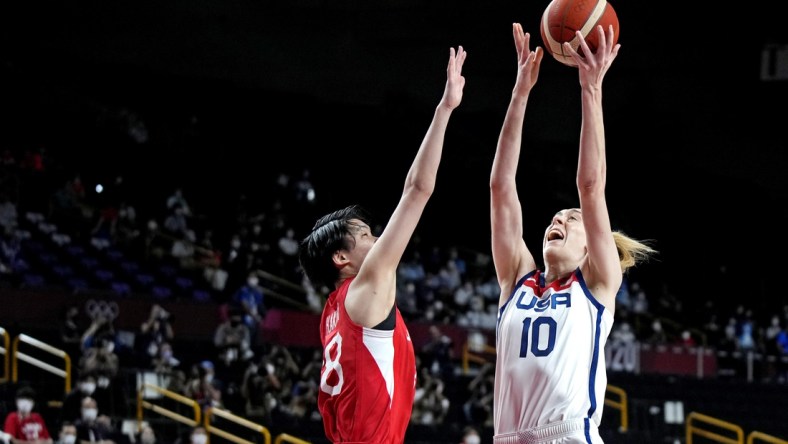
[1,1,787,443]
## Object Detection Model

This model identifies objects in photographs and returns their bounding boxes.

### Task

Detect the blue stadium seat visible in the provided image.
[152,285,172,299]
[95,269,114,282]
[192,289,211,302]
[67,277,90,292]
[135,273,155,287]
[22,273,46,288]
[53,265,75,279]
[81,257,99,270]
[111,281,132,297]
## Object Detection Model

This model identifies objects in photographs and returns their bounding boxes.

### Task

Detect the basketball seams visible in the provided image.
[541,8,565,61]
[574,0,608,47]
[540,0,618,67]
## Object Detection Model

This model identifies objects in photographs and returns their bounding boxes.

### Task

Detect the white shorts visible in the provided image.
[493,418,603,444]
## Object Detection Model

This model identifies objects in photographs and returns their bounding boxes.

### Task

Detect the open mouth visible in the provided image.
[547,230,564,241]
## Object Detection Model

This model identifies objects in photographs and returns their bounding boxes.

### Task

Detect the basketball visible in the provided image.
[539,0,619,67]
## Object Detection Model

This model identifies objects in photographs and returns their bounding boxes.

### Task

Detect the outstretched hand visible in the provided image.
[441,46,467,110]
[512,23,543,97]
[564,25,619,88]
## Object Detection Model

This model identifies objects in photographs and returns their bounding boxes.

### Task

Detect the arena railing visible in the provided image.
[686,411,744,444]
[604,384,629,432]
[204,406,271,444]
[746,430,788,444]
[11,333,72,395]
[0,326,8,383]
[136,383,311,444]
[136,382,201,429]
[273,434,311,444]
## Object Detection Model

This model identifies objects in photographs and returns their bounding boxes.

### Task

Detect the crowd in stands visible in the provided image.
[1,144,788,443]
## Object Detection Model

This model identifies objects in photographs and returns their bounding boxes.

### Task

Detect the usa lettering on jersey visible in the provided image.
[515,291,572,312]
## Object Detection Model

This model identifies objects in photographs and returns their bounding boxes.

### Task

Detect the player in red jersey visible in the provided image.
[298,45,467,444]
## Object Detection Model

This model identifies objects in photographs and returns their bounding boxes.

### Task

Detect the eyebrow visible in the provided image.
[348,222,370,233]
[554,209,582,217]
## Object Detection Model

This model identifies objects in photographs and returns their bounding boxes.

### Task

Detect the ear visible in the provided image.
[332,250,349,269]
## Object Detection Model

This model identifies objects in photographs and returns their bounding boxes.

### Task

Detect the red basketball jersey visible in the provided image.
[318,277,417,444]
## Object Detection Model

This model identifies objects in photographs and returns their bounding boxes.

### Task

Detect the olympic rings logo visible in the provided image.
[85,299,119,321]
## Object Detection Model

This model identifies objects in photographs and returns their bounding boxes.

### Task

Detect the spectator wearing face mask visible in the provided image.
[174,426,207,444]
[80,334,119,381]
[460,426,481,444]
[230,272,266,347]
[188,427,208,444]
[74,397,121,444]
[183,361,223,415]
[134,425,156,444]
[213,308,252,366]
[2,386,53,444]
[61,374,98,424]
[56,423,77,444]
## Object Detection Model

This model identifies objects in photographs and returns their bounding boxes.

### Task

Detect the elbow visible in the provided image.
[490,171,512,193]
[490,178,505,194]
[576,176,605,197]
[490,173,517,197]
[404,179,435,200]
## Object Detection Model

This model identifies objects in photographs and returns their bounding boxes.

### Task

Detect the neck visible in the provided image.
[543,264,575,285]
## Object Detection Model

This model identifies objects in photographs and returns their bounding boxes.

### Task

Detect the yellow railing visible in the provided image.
[205,407,271,444]
[604,384,628,432]
[461,341,496,374]
[137,383,201,429]
[12,334,71,394]
[274,434,311,444]
[747,431,788,444]
[0,326,9,383]
[136,384,311,444]
[687,411,744,444]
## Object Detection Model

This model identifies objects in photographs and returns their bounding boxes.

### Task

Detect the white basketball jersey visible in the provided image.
[493,268,613,439]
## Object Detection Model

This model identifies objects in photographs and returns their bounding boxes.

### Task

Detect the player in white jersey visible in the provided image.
[489,24,656,443]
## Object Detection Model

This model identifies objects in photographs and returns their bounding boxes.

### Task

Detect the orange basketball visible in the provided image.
[540,0,619,67]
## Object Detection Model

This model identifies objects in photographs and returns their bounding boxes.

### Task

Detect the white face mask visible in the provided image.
[97,376,110,388]
[16,399,33,414]
[464,436,481,444]
[62,435,77,444]
[82,408,98,421]
[80,382,96,395]
[191,433,208,444]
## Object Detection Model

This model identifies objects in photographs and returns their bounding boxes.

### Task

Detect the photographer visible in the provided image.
[138,304,175,368]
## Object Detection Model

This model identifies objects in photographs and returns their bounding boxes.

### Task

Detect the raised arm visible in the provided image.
[347,46,467,326]
[490,24,542,306]
[565,25,622,312]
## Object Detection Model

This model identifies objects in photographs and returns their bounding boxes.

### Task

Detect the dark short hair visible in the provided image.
[16,385,36,400]
[298,205,372,290]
